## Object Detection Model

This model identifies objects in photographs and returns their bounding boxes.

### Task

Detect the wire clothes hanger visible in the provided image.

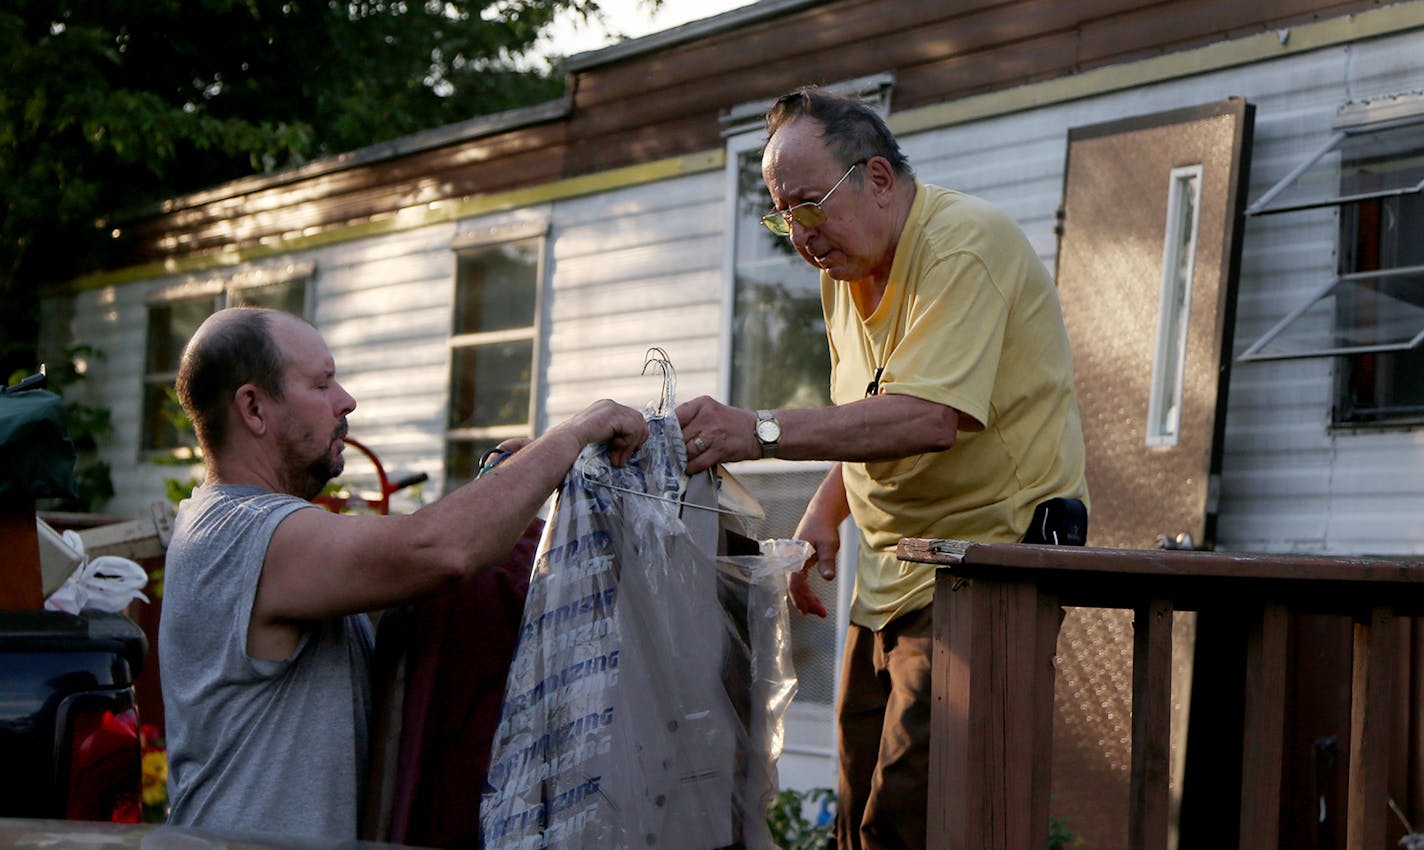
[578,347,759,519]
[642,347,676,417]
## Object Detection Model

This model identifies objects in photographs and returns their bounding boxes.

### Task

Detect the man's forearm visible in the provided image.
[413,424,585,575]
[807,463,851,525]
[777,394,959,462]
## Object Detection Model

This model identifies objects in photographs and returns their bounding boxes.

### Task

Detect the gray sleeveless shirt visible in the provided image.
[159,484,374,839]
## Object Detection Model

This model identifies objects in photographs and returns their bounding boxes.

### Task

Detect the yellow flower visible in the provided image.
[141,750,169,807]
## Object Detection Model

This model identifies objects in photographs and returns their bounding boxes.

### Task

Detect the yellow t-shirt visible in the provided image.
[823,183,1088,630]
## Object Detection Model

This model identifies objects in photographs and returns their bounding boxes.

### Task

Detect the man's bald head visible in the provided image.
[177,308,300,453]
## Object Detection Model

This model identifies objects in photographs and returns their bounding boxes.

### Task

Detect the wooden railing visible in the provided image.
[897,538,1424,850]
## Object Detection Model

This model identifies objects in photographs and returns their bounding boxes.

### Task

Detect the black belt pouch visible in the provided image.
[1021,497,1088,546]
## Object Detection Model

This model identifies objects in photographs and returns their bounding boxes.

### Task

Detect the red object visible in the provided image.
[65,705,143,823]
[314,437,427,516]
[378,519,539,848]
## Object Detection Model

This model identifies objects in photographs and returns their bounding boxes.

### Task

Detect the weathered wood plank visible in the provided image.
[929,572,959,850]
[570,1,989,106]
[563,113,721,177]
[1347,605,1396,850]
[70,501,175,562]
[931,570,1062,850]
[568,0,1120,145]
[920,542,1415,850]
[116,137,568,263]
[1027,585,1063,850]
[1129,598,1173,850]
[1239,602,1288,849]
[898,539,1424,585]
[896,30,1082,107]
[1077,0,1385,67]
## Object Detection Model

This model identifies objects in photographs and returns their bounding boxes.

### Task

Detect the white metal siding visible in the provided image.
[1216,32,1424,555]
[59,171,730,518]
[59,223,460,518]
[312,223,457,506]
[67,281,163,518]
[895,28,1424,557]
[544,170,726,417]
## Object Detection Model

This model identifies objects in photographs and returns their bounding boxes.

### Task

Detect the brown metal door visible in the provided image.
[1056,99,1254,550]
[1049,100,1255,850]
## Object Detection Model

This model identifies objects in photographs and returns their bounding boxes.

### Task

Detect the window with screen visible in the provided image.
[444,236,542,490]
[1334,135,1424,424]
[1238,93,1424,427]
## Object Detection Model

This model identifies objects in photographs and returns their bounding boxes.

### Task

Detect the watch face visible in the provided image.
[757,418,780,442]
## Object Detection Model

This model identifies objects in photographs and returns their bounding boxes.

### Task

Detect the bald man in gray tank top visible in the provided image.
[160,307,647,840]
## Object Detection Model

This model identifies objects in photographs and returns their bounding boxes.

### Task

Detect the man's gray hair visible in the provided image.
[765,86,914,179]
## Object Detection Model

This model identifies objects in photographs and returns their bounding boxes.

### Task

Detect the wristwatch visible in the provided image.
[755,409,781,459]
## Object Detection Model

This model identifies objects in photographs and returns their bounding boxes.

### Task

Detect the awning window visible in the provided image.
[1237,264,1424,361]
[1246,120,1424,216]
[1247,92,1424,216]
[1237,92,1424,362]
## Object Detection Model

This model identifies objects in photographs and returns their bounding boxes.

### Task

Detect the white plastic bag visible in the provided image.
[44,529,151,614]
[482,412,806,850]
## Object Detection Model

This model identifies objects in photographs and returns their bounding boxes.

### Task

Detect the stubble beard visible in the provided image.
[278,420,348,501]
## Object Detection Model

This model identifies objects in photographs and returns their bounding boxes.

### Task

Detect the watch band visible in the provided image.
[755,409,781,459]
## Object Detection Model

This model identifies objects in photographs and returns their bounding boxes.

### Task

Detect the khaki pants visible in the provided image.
[835,604,933,850]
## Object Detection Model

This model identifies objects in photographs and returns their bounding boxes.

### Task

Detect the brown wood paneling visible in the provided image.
[1077,0,1383,68]
[564,0,1384,139]
[113,123,565,227]
[113,146,568,265]
[101,0,1389,270]
[560,21,1096,180]
[567,0,1118,138]
[156,123,568,225]
[895,30,1084,107]
[570,1,980,105]
[563,114,721,177]
[567,0,1306,145]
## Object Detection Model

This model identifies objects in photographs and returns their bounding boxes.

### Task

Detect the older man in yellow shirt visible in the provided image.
[677,86,1088,850]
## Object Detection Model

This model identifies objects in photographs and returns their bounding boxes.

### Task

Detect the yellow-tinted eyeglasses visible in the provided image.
[760,160,865,237]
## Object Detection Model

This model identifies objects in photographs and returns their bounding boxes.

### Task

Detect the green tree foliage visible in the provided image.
[0,0,619,378]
